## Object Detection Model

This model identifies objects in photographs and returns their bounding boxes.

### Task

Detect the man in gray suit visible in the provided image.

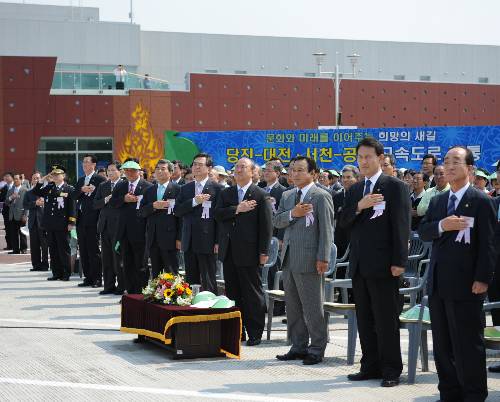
[5,173,28,254]
[273,156,335,365]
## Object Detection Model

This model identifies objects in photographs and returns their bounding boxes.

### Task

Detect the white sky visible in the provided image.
[5,0,500,46]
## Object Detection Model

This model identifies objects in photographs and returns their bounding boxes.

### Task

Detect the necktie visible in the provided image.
[363,179,372,196]
[196,182,203,195]
[447,194,457,216]
[157,184,165,200]
[84,176,90,186]
[128,182,135,194]
[238,188,244,203]
[266,187,272,193]
[111,181,115,191]
[295,189,302,205]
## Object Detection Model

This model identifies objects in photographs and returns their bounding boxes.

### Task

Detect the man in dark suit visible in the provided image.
[262,162,286,290]
[140,159,182,278]
[215,158,273,346]
[93,161,124,295]
[73,154,106,288]
[487,188,500,373]
[340,137,411,387]
[23,172,49,271]
[0,172,14,250]
[175,153,222,293]
[419,146,496,402]
[421,153,438,188]
[332,165,359,260]
[31,165,76,281]
[171,160,186,186]
[109,159,152,294]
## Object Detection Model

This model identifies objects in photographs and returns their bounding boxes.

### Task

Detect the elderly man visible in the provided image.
[417,165,450,217]
[274,156,334,365]
[419,146,496,401]
[109,159,152,294]
[215,158,273,345]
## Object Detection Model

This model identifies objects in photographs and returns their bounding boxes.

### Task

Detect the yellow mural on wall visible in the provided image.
[118,103,164,174]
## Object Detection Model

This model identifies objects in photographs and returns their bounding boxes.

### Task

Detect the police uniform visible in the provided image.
[31,166,76,280]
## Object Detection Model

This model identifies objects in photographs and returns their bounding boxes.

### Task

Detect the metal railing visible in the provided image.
[51,70,170,91]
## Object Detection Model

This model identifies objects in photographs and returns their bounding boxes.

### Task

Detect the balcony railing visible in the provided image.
[51,70,170,91]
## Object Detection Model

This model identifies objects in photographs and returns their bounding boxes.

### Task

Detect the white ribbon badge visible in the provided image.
[56,196,64,209]
[136,194,143,210]
[370,201,386,219]
[167,199,175,214]
[305,206,314,227]
[455,216,474,244]
[202,200,212,219]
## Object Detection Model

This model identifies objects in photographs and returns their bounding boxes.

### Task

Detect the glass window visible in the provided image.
[51,72,62,89]
[62,72,81,89]
[36,153,77,185]
[78,138,113,151]
[39,138,77,151]
[81,73,100,89]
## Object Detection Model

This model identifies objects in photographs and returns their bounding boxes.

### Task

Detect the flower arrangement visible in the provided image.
[142,272,193,306]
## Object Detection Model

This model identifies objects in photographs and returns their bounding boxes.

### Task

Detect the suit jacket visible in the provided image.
[23,189,44,229]
[73,173,106,226]
[108,178,152,242]
[273,184,334,273]
[175,179,222,254]
[0,185,11,219]
[93,179,122,235]
[31,182,76,231]
[266,182,286,240]
[340,174,411,278]
[418,186,497,300]
[139,181,182,250]
[332,189,351,253]
[215,183,273,266]
[5,186,27,221]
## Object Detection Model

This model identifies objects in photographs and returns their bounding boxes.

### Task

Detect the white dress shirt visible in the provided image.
[364,169,383,193]
[237,181,253,202]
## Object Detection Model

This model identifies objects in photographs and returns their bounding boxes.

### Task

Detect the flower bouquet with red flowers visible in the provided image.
[142,272,193,306]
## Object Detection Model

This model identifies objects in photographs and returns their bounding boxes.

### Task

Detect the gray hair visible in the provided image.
[342,164,359,178]
[155,159,174,173]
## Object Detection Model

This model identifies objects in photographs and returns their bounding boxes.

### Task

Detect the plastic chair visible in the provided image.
[261,237,280,290]
[483,301,500,351]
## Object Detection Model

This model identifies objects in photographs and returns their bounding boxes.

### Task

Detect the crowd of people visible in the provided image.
[0,138,499,401]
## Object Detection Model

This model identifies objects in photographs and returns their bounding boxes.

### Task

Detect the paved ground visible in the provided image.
[0,221,499,401]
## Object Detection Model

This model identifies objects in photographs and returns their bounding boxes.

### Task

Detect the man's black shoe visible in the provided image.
[47,276,61,281]
[99,289,116,295]
[302,354,323,365]
[113,289,124,295]
[246,338,261,346]
[488,364,500,373]
[8,251,20,255]
[381,378,400,387]
[92,281,103,288]
[276,351,308,361]
[30,267,48,272]
[60,276,70,281]
[77,281,92,287]
[347,371,383,381]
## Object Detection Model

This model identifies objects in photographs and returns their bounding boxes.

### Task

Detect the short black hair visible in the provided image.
[384,153,396,167]
[192,153,213,168]
[448,146,474,166]
[106,161,122,170]
[404,169,416,177]
[155,159,174,173]
[97,167,106,173]
[83,154,97,164]
[172,160,184,169]
[414,172,430,182]
[3,172,14,179]
[422,154,438,166]
[356,137,384,156]
[291,155,317,173]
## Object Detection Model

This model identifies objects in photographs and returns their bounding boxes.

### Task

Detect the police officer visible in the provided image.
[31,165,76,281]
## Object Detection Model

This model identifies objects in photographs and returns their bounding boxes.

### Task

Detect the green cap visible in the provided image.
[192,291,216,305]
[121,160,141,170]
[475,170,489,180]
[212,296,236,309]
[329,169,340,177]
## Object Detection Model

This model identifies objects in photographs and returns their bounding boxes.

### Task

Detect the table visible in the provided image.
[120,294,242,359]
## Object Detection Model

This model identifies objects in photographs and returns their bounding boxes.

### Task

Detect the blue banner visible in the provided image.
[179,125,500,171]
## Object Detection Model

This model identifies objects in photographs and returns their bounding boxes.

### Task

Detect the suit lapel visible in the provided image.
[163,182,175,200]
[304,184,315,204]
[243,184,255,201]
[455,187,474,217]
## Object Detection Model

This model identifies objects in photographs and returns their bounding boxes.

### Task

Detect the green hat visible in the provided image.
[475,170,489,180]
[490,172,497,181]
[192,291,216,305]
[329,169,340,177]
[121,160,141,170]
[212,296,236,309]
